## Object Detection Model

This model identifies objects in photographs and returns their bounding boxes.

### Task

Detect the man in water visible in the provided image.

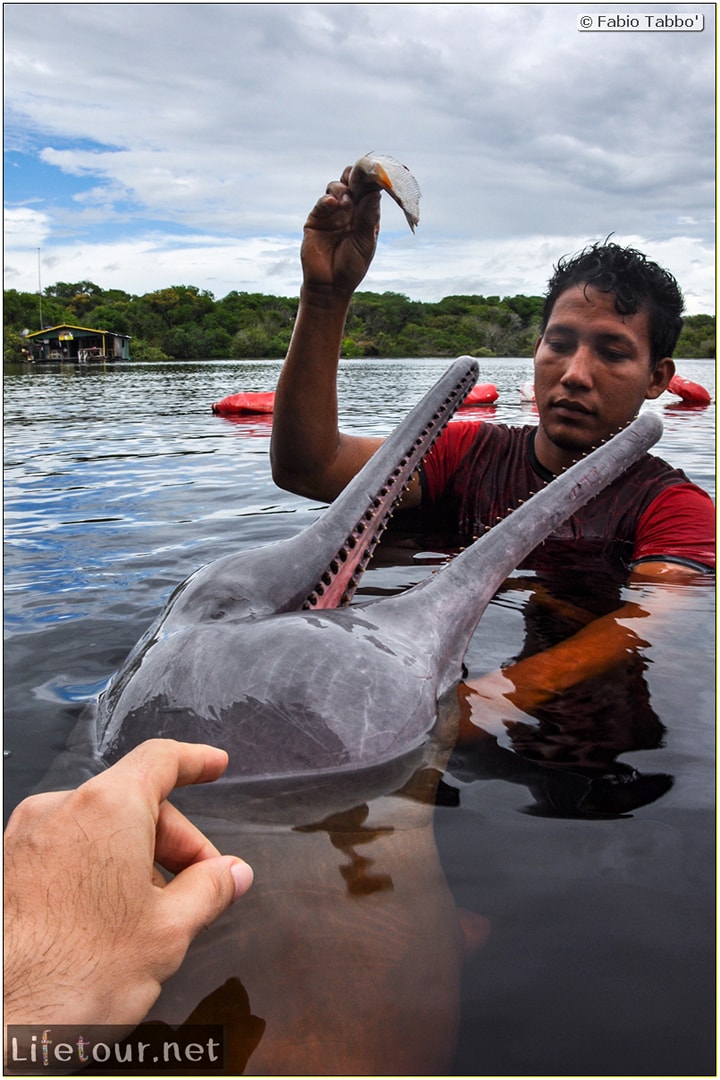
[270,167,714,738]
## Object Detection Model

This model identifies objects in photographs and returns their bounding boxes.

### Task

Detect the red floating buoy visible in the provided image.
[460,383,498,407]
[667,374,711,406]
[211,391,276,415]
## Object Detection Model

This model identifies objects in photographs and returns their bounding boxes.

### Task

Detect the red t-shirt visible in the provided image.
[421,420,715,572]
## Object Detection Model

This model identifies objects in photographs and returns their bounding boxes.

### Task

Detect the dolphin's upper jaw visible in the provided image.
[300,360,479,611]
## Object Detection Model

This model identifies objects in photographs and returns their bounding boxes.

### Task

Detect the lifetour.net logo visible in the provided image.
[5,1025,225,1075]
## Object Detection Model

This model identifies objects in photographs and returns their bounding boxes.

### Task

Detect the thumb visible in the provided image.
[161,855,254,948]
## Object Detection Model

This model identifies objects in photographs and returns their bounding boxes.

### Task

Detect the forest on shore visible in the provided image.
[4,280,716,362]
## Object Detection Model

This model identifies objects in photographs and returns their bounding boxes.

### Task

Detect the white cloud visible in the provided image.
[4,226,713,317]
[3,3,716,312]
[3,206,50,248]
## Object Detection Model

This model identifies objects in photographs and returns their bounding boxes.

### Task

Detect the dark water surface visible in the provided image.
[3,358,716,1075]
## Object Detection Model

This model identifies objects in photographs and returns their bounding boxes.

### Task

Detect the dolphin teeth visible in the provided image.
[297,359,481,613]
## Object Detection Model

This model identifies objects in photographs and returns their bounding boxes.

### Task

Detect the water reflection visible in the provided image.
[295,803,396,896]
[146,698,466,1075]
[447,564,676,819]
[214,414,275,437]
[449,677,673,819]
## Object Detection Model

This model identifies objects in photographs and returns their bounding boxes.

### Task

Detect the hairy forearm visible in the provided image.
[3,742,252,1041]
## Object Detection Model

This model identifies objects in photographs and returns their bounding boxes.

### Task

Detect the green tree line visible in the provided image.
[4,281,715,362]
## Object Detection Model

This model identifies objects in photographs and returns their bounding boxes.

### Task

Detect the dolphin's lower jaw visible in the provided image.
[97,605,443,825]
[98,608,437,772]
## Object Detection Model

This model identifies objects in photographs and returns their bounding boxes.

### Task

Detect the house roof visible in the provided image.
[25,323,131,340]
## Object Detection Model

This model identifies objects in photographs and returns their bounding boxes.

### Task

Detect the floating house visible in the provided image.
[22,324,131,362]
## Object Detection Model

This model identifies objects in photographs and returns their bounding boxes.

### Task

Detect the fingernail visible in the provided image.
[230,859,254,901]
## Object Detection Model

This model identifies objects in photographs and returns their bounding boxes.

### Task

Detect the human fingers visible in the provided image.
[154,856,254,978]
[323,177,381,219]
[352,186,381,236]
[308,181,379,252]
[308,186,353,227]
[86,739,230,812]
[154,798,224,874]
[326,175,351,201]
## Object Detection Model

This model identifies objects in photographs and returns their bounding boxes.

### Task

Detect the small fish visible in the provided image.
[349,152,421,232]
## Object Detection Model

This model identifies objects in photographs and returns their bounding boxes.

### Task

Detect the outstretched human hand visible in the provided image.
[300,166,381,298]
[4,739,253,1028]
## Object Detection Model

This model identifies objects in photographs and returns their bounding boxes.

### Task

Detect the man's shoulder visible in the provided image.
[438,419,534,452]
[628,449,696,488]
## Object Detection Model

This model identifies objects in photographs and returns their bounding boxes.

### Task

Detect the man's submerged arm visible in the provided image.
[458,559,712,738]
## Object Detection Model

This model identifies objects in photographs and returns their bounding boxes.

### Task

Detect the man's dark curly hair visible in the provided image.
[541,241,685,368]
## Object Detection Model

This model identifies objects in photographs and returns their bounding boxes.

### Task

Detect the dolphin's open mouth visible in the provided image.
[302,359,478,610]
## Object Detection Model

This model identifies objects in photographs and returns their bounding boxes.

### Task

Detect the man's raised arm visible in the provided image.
[271,167,419,506]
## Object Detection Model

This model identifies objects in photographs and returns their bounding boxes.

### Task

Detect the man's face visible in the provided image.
[533,284,673,473]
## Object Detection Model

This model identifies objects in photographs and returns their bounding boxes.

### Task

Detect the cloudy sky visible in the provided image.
[4,3,716,313]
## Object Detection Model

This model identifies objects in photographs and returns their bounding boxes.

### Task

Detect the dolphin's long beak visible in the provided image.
[274,356,479,611]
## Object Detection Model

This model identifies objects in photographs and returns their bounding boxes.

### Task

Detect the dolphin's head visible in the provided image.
[140,356,480,634]
[96,363,663,798]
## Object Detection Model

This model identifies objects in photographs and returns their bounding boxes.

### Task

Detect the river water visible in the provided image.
[3,357,716,1075]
